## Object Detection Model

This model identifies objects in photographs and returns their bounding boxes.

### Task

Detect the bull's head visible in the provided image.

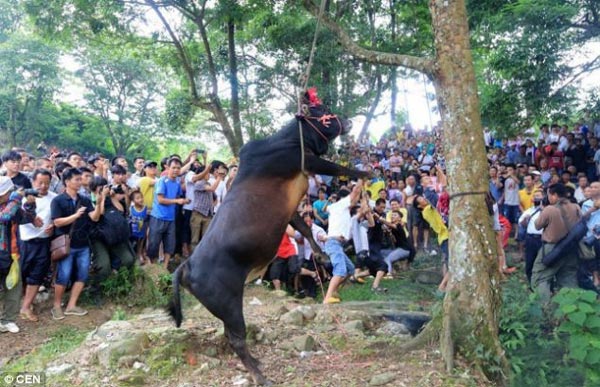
[297,88,352,155]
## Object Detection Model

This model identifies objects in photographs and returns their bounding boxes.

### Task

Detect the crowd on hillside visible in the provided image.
[1,120,600,333]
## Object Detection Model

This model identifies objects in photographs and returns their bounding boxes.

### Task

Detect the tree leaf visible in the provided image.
[587,316,600,330]
[560,304,577,314]
[580,290,598,304]
[568,311,587,326]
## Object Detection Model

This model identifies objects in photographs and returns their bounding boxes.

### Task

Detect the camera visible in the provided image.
[23,189,40,197]
[111,185,125,195]
[195,149,205,154]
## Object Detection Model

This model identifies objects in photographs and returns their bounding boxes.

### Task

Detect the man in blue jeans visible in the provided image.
[147,158,190,269]
[51,168,103,320]
[323,179,364,304]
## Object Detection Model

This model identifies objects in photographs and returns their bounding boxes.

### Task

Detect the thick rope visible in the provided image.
[296,0,327,113]
[448,191,487,201]
[302,0,327,92]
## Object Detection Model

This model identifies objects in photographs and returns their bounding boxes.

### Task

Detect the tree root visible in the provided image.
[393,312,442,356]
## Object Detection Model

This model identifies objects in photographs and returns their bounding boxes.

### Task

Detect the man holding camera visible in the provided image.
[19,170,57,322]
[0,176,40,333]
[189,160,226,251]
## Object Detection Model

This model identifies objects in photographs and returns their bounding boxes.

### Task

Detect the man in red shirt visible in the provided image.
[269,225,300,292]
[547,142,565,172]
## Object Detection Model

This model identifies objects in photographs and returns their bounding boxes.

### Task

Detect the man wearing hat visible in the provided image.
[0,176,39,333]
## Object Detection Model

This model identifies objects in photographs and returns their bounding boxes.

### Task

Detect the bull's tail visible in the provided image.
[167,262,186,327]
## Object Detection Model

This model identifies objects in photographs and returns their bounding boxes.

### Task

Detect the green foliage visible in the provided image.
[111,308,128,321]
[99,266,170,308]
[76,44,167,155]
[0,32,60,147]
[554,288,600,386]
[499,276,584,386]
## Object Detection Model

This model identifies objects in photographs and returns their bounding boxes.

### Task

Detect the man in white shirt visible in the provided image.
[322,179,363,304]
[574,176,589,204]
[518,189,544,286]
[294,212,328,298]
[19,169,56,322]
[127,157,145,189]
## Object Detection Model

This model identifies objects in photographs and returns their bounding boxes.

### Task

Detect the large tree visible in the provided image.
[304,0,508,382]
[0,33,60,148]
[75,45,165,155]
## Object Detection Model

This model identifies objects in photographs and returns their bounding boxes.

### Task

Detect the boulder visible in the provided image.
[280,309,304,326]
[294,305,316,321]
[343,320,364,333]
[46,363,74,376]
[314,308,334,324]
[369,372,396,386]
[293,335,316,352]
[376,321,410,336]
[96,333,150,367]
[116,371,146,385]
[93,320,135,342]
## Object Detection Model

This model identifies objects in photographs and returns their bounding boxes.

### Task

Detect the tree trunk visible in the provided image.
[429,0,508,383]
[389,0,398,128]
[228,17,243,145]
[358,73,383,140]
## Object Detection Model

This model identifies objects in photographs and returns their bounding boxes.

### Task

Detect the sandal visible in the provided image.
[20,309,39,322]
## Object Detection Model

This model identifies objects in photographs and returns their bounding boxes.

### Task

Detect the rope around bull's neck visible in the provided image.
[298,120,307,175]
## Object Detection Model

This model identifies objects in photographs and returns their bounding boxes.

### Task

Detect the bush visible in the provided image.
[100,265,172,308]
[499,277,584,386]
[554,288,600,386]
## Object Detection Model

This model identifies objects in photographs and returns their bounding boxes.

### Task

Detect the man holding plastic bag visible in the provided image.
[0,176,40,334]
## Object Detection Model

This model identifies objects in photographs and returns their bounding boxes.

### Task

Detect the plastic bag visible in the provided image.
[5,253,19,290]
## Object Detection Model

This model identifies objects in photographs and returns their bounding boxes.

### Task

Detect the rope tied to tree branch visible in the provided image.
[296,0,327,175]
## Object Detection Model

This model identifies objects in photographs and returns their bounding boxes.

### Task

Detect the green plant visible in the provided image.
[97,266,171,308]
[112,308,128,321]
[499,275,584,387]
[554,288,600,386]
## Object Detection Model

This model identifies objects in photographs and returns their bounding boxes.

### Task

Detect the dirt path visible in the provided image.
[0,298,114,366]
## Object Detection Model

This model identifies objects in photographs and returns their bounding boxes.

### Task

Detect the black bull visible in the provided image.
[168,102,368,385]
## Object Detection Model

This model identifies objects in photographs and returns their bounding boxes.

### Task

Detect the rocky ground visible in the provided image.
[1,282,490,387]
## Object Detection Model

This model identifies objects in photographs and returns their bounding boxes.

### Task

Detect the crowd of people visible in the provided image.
[1,120,600,333]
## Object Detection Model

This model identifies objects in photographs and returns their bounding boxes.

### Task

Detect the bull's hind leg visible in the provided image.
[190,277,271,385]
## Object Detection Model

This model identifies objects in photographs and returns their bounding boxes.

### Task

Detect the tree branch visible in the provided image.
[144,0,199,101]
[551,53,600,98]
[302,0,434,76]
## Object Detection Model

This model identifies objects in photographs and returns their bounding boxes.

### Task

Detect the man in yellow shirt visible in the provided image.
[415,195,449,291]
[138,161,158,211]
[518,174,536,212]
[365,167,385,199]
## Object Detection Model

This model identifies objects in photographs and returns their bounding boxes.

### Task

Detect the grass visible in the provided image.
[332,249,441,305]
[3,326,87,373]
